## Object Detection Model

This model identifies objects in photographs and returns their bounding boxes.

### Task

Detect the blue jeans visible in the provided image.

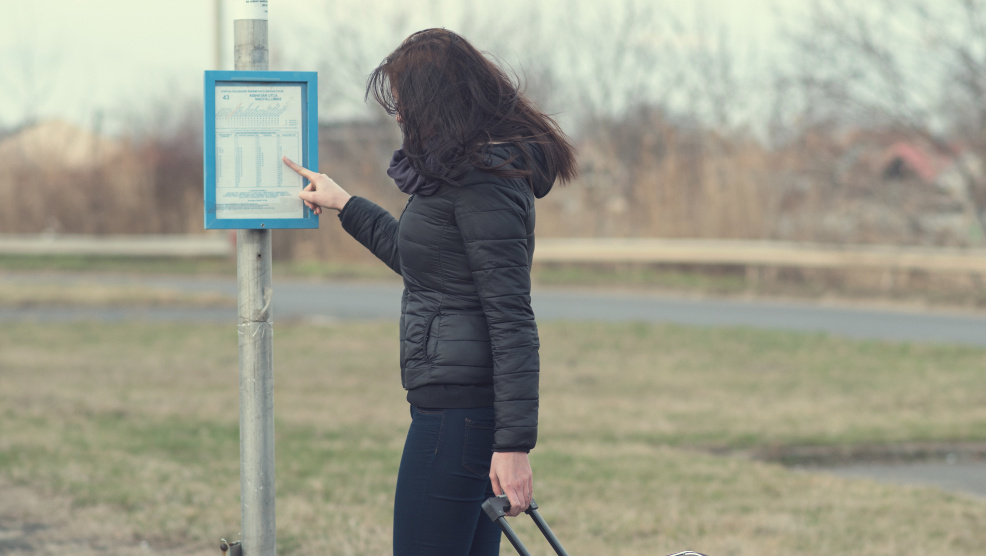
[393,405,501,556]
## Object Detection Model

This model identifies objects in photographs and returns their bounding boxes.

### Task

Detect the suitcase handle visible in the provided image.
[481,494,537,519]
[482,495,710,556]
[482,495,568,556]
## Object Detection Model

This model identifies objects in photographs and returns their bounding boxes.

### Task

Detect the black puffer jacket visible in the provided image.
[338,145,546,452]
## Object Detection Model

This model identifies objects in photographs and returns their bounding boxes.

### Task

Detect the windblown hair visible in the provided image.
[367,28,577,192]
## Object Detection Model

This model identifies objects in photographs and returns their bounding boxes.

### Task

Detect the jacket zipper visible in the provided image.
[400,194,414,217]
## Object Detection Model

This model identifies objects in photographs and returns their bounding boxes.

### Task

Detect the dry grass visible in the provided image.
[1,321,985,555]
[539,322,986,449]
[0,282,234,308]
[0,479,204,555]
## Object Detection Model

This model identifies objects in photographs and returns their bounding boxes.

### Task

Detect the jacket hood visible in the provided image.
[485,143,554,199]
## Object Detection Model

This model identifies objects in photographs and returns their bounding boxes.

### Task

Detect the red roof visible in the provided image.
[878,141,953,183]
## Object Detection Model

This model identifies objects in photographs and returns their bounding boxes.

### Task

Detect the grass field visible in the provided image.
[2,320,985,555]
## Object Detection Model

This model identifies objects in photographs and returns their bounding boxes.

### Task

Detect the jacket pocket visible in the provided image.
[424,311,441,365]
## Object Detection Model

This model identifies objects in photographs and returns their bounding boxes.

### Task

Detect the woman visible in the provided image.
[284,28,577,556]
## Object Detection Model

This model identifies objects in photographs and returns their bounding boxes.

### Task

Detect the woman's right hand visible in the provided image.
[283,156,352,214]
[490,452,533,517]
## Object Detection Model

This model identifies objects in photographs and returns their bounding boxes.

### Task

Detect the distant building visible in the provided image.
[775,128,985,245]
[876,140,982,197]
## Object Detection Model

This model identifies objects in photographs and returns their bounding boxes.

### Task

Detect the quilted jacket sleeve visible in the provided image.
[337,196,402,275]
[454,181,539,452]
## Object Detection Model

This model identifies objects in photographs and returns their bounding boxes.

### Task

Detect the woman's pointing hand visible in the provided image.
[283,156,352,214]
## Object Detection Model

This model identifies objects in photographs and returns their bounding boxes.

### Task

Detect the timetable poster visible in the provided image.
[214,84,304,220]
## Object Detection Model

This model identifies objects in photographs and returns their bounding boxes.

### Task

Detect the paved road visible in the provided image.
[6,273,986,347]
[823,461,986,500]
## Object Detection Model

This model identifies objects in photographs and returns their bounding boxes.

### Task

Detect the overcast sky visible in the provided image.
[0,0,803,133]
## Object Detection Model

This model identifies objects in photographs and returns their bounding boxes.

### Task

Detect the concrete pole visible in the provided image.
[234,7,275,556]
[214,0,224,70]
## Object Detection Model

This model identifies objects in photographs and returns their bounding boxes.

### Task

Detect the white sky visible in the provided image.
[0,0,804,133]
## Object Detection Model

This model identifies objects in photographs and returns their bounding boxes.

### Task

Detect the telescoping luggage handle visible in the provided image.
[482,495,709,556]
[482,495,569,556]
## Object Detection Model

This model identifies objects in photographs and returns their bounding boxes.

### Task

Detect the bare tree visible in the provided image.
[269,0,778,246]
[779,0,986,242]
[0,28,62,129]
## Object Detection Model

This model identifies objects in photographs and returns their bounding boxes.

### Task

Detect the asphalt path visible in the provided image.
[5,273,986,348]
[5,272,986,500]
[823,461,986,500]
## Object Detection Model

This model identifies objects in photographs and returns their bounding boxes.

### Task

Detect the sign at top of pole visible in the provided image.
[203,70,318,230]
[234,0,268,20]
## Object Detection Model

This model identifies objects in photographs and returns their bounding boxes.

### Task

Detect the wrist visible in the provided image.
[332,193,352,212]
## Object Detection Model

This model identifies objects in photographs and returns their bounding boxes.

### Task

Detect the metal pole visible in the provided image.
[234,3,275,555]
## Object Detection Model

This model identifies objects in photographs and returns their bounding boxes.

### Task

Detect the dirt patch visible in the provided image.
[0,480,206,556]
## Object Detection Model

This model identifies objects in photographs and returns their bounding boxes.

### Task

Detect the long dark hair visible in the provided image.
[367,28,577,192]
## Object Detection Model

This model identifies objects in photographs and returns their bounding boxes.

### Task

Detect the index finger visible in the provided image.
[282,156,317,180]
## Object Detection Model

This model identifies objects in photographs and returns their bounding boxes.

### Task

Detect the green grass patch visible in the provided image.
[533,262,986,309]
[274,259,399,282]
[0,254,399,283]
[1,321,985,554]
[533,262,748,294]
[0,254,237,275]
[0,282,235,308]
